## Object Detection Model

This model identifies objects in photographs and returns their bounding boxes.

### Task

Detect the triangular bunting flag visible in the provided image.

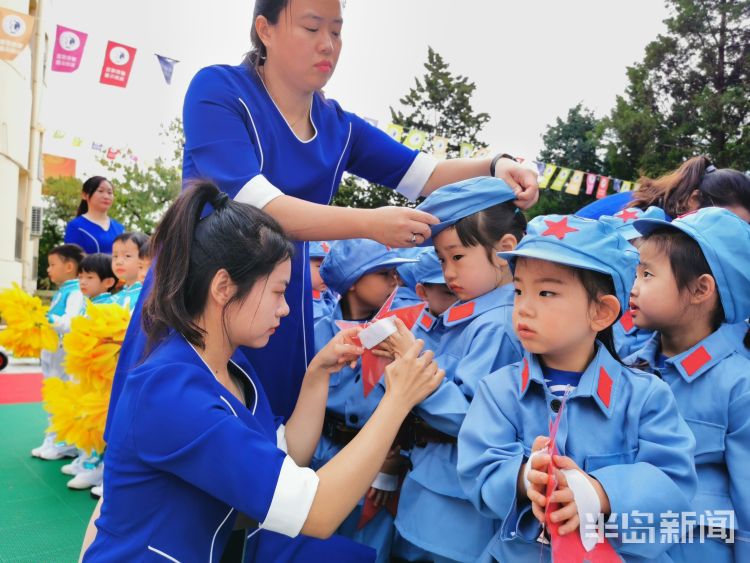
[156,54,179,85]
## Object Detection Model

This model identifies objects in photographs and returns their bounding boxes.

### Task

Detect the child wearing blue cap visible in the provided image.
[379,177,526,562]
[599,206,666,358]
[312,238,418,562]
[310,241,338,323]
[392,248,429,309]
[457,214,697,562]
[411,248,457,351]
[626,207,750,562]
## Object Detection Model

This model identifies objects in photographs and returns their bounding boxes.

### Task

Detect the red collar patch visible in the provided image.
[616,209,639,222]
[620,310,634,332]
[597,367,613,408]
[542,217,579,240]
[447,301,475,322]
[520,358,529,393]
[321,242,330,253]
[312,289,321,300]
[681,346,712,377]
[420,313,433,330]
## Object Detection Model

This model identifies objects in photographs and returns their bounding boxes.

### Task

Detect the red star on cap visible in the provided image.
[542,217,579,240]
[615,209,639,222]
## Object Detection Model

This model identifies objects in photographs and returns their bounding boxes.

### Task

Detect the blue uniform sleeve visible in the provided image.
[64,220,92,253]
[345,112,436,201]
[415,326,521,436]
[588,377,697,559]
[182,67,262,199]
[727,383,750,557]
[457,374,536,540]
[132,366,318,537]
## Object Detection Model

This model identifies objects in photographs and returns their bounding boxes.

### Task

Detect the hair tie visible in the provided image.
[705,164,716,173]
[212,191,229,210]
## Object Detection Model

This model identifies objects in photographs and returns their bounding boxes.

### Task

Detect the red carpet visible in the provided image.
[0,373,43,404]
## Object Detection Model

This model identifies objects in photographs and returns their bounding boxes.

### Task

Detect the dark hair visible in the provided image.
[243,0,291,70]
[77,176,111,216]
[48,243,84,273]
[143,180,294,352]
[454,201,527,261]
[640,229,725,330]
[113,232,150,259]
[80,253,116,282]
[631,156,750,218]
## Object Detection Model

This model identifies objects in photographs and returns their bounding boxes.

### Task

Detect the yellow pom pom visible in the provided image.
[0,283,58,358]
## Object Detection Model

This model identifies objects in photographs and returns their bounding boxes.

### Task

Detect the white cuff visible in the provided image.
[522,449,544,492]
[276,424,288,453]
[396,153,439,202]
[371,472,399,492]
[260,455,319,538]
[234,174,284,209]
[561,468,602,552]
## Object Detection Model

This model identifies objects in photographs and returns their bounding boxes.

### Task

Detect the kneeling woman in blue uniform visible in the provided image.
[80,181,443,562]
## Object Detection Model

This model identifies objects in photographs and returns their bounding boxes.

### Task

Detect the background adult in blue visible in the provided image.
[64,176,124,254]
[576,155,750,221]
[109,0,538,423]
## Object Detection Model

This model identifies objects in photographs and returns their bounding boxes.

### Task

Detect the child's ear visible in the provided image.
[415,283,428,301]
[103,277,116,291]
[497,233,518,252]
[688,273,717,306]
[590,295,621,333]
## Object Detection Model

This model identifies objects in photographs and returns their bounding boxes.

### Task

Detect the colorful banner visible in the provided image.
[385,123,403,142]
[156,54,179,85]
[403,129,427,150]
[620,181,633,192]
[550,167,572,191]
[72,137,83,147]
[0,8,34,61]
[612,178,623,193]
[536,161,547,175]
[91,142,103,151]
[634,183,641,192]
[43,154,76,180]
[100,40,136,88]
[51,25,87,72]
[52,130,65,139]
[585,173,597,195]
[473,147,491,159]
[106,147,120,160]
[596,176,610,199]
[565,170,584,195]
[459,143,474,158]
[432,136,448,159]
[539,164,557,189]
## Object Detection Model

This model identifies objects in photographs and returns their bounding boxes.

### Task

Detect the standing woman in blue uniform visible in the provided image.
[81,181,443,562]
[165,0,540,421]
[64,176,124,254]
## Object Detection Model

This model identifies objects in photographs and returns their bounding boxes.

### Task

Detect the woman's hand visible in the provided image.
[366,206,439,247]
[309,327,364,374]
[383,339,443,410]
[373,317,416,359]
[493,159,540,210]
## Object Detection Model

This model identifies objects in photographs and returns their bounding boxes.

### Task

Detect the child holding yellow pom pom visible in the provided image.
[32,244,85,460]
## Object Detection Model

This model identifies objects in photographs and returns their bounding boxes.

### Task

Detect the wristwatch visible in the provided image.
[490,153,518,176]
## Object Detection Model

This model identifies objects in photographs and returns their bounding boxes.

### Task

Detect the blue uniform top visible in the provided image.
[85,332,319,562]
[312,288,338,325]
[576,192,636,219]
[176,63,435,419]
[111,281,142,313]
[458,344,698,562]
[625,325,750,560]
[64,215,124,254]
[47,279,84,333]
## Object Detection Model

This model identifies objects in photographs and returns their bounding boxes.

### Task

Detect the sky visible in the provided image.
[38,0,671,178]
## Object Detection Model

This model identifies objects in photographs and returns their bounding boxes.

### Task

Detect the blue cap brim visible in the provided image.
[418,272,446,284]
[498,245,614,279]
[361,257,418,276]
[632,218,674,237]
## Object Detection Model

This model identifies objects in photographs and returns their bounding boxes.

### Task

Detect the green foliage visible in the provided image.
[331,47,488,209]
[37,176,83,287]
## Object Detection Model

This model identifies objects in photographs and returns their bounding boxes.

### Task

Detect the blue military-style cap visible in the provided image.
[498,214,639,315]
[309,241,331,259]
[413,248,445,284]
[599,206,667,241]
[634,207,750,324]
[320,239,418,295]
[394,248,427,290]
[415,177,518,243]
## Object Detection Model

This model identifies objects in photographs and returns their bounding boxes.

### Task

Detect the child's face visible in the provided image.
[416,283,457,316]
[228,259,291,348]
[629,240,685,331]
[310,257,327,292]
[112,240,141,286]
[79,271,114,299]
[434,228,505,301]
[350,268,397,311]
[138,257,152,283]
[47,254,76,285]
[512,258,602,369]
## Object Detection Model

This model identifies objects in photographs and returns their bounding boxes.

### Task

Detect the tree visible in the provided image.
[331,47,489,209]
[602,0,750,178]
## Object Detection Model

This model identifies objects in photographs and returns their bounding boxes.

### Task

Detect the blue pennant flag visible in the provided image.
[156,54,179,85]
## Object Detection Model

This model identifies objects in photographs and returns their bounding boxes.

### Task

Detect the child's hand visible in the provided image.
[310,327,364,374]
[521,436,551,523]
[367,487,394,508]
[374,318,416,359]
[548,455,611,536]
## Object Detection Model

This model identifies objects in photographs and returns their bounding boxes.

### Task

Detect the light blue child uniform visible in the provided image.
[43,279,84,380]
[112,281,143,312]
[310,241,338,324]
